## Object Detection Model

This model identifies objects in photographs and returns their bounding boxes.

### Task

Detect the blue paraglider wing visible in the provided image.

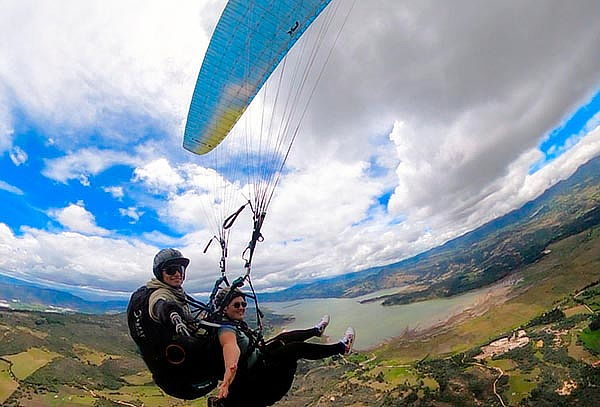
[184,0,334,155]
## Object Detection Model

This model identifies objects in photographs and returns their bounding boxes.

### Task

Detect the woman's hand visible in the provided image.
[218,382,229,399]
[218,361,237,399]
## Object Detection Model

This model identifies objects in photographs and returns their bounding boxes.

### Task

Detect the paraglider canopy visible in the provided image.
[184,0,334,155]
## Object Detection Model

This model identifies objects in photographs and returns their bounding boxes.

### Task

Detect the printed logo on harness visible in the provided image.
[133,309,146,339]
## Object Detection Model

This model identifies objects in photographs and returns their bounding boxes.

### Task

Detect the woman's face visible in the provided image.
[224,296,247,321]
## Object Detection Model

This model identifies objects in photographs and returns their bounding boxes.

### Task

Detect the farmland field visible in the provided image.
[4,347,60,379]
[0,359,18,404]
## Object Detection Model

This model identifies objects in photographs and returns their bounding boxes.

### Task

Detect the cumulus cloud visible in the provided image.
[48,201,110,236]
[132,158,246,234]
[127,152,430,288]
[0,220,247,293]
[0,92,14,153]
[103,186,124,199]
[43,148,141,184]
[0,223,153,291]
[0,0,224,152]
[133,158,185,193]
[119,206,144,223]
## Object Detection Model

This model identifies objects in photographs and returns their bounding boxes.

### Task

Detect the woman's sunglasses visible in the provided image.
[163,265,185,276]
[231,301,248,309]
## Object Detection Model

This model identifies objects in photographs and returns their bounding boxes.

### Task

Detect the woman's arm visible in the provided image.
[218,330,240,399]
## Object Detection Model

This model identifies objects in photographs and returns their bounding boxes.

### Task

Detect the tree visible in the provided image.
[590,313,600,331]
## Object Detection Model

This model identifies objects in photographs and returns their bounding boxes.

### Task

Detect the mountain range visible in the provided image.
[258,153,600,303]
[0,273,127,313]
[2,153,600,312]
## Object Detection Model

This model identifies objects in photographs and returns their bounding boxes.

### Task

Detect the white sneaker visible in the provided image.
[340,327,355,354]
[315,315,330,336]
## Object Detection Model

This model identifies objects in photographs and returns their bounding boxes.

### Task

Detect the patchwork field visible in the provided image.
[580,328,600,353]
[72,343,120,366]
[20,386,96,407]
[505,367,540,405]
[97,385,208,407]
[122,370,153,385]
[4,347,60,380]
[0,359,19,404]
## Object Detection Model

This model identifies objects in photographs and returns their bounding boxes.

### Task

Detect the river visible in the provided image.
[263,284,500,350]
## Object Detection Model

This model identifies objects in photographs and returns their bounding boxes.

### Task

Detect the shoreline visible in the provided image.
[265,274,523,351]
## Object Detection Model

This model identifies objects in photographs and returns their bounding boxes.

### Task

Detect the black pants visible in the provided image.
[225,328,344,407]
[262,327,344,364]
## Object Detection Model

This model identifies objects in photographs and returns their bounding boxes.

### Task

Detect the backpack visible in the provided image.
[127,286,171,366]
[127,285,220,399]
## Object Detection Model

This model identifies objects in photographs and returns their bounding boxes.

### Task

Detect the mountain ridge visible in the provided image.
[2,153,600,311]
[0,273,128,313]
[258,153,600,302]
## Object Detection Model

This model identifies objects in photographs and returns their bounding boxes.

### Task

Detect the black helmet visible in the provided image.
[214,287,245,309]
[153,248,190,280]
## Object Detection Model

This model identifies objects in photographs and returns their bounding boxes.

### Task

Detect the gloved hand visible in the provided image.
[170,311,190,336]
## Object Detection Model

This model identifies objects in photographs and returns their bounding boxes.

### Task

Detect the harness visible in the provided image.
[127,286,174,366]
[127,286,221,398]
[212,316,264,366]
[204,202,268,340]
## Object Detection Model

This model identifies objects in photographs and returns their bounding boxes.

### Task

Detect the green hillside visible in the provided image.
[0,307,291,406]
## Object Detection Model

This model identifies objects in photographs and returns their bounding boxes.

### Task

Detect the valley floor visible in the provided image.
[1,227,599,406]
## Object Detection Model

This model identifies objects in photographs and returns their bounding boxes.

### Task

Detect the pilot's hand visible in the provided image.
[169,312,190,336]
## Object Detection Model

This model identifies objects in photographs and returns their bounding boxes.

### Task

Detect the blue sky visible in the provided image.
[533,91,600,172]
[1,0,600,298]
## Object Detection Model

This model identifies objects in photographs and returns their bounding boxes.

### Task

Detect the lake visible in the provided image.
[263,285,499,350]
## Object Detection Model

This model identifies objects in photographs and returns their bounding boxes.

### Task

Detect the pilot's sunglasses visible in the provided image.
[164,265,185,276]
[232,301,248,309]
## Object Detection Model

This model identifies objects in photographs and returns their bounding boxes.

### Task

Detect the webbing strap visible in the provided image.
[223,203,248,230]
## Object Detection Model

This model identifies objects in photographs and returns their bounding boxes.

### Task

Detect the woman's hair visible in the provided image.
[214,287,245,308]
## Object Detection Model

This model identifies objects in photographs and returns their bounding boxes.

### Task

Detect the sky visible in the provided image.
[1,0,600,299]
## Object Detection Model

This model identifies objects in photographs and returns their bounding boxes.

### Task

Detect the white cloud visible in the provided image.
[119,206,144,223]
[43,148,141,184]
[584,112,600,134]
[0,180,23,195]
[0,221,242,293]
[48,201,110,236]
[9,146,27,166]
[0,223,153,291]
[103,186,124,199]
[529,126,600,191]
[0,90,14,153]
[139,231,182,247]
[133,158,185,193]
[130,153,395,287]
[0,1,224,151]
